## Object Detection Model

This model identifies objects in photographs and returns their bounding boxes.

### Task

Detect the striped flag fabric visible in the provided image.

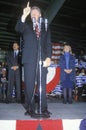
[51,43,64,63]
[0,119,83,130]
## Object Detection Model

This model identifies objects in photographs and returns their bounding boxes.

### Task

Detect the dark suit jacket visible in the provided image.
[15,19,52,64]
[6,51,21,100]
[59,54,75,82]
[6,51,21,83]
[7,51,21,69]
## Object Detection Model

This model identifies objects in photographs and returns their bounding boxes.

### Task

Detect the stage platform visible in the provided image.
[0,98,86,130]
[0,101,86,120]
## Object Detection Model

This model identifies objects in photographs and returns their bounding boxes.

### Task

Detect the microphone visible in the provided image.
[32,17,36,31]
[44,18,48,31]
[38,17,43,24]
[38,17,43,32]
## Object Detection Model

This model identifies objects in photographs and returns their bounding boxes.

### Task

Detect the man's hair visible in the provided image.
[31,6,41,14]
[13,41,19,45]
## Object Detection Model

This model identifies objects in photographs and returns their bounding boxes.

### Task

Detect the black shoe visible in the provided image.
[68,101,73,104]
[42,109,52,115]
[5,100,10,104]
[16,100,21,103]
[31,112,50,118]
[42,111,50,118]
[30,112,37,118]
[24,110,32,116]
[63,100,67,104]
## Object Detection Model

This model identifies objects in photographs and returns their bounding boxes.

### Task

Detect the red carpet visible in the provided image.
[0,119,82,130]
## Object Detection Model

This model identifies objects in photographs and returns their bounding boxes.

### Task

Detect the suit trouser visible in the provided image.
[24,63,47,112]
[7,69,21,101]
[0,83,7,101]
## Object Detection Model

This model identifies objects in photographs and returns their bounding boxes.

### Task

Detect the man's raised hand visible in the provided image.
[23,2,31,18]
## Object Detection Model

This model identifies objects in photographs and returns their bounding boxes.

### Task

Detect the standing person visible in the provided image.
[0,68,8,102]
[15,2,52,118]
[59,44,75,104]
[7,42,21,103]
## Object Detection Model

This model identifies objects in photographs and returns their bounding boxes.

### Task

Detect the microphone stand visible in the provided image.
[34,17,49,118]
[32,17,49,118]
[38,31,43,117]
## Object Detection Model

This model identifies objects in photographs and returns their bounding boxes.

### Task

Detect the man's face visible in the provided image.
[31,9,41,22]
[13,43,19,50]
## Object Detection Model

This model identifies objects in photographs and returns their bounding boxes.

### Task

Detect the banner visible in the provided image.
[0,119,83,130]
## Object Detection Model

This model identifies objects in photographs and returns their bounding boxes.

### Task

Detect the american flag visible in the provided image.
[51,43,64,63]
[0,119,83,130]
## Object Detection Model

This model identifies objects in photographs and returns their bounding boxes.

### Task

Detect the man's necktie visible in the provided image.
[35,24,40,39]
[14,51,17,57]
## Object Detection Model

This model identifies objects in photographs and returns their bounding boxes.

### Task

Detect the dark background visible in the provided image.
[0,0,86,55]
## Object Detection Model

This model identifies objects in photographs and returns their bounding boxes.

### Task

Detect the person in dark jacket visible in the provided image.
[7,42,21,103]
[15,2,52,118]
[0,68,8,102]
[59,44,75,104]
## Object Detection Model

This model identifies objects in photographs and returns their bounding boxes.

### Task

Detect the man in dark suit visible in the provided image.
[15,2,52,118]
[7,42,21,103]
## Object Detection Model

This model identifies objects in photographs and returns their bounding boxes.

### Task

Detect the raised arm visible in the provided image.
[21,2,31,22]
[15,2,31,33]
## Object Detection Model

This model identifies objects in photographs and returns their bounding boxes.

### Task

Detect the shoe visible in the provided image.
[16,100,21,103]
[63,100,67,104]
[24,111,29,115]
[30,110,51,118]
[31,112,50,118]
[42,111,50,118]
[68,101,73,104]
[24,110,32,116]
[30,112,37,118]
[5,100,10,104]
[42,109,52,115]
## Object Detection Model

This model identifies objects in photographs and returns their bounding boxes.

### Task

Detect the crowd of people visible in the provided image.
[0,44,86,104]
[75,67,86,101]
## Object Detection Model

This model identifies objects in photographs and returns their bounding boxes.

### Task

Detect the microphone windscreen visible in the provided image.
[45,18,48,24]
[32,17,36,23]
[38,17,43,24]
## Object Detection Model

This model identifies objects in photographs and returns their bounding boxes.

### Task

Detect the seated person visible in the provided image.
[79,67,86,76]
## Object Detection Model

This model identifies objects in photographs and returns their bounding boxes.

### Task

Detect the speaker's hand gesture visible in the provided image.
[23,2,31,18]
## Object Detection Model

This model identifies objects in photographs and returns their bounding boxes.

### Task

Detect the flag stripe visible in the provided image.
[0,119,84,130]
[0,120,16,130]
[62,119,82,130]
[52,43,64,62]
[16,120,63,130]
